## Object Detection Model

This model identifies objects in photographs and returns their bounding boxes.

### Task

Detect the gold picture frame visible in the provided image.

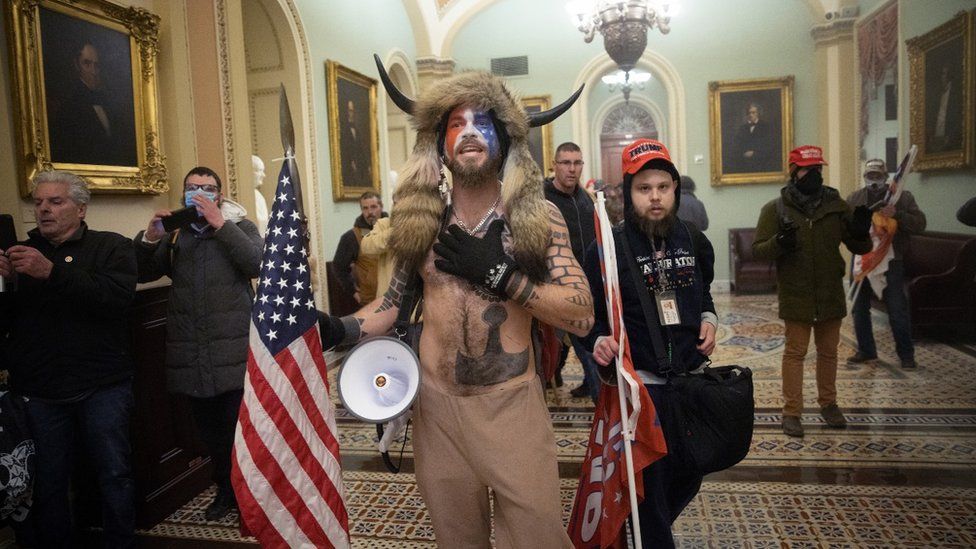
[326,60,380,201]
[708,76,794,186]
[521,95,553,176]
[907,10,974,171]
[4,0,167,196]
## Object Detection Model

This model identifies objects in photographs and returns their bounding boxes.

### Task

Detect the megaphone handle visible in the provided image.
[376,420,411,474]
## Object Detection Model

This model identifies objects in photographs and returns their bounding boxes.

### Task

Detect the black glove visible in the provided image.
[851,205,872,237]
[776,217,798,252]
[433,219,518,297]
[317,311,345,351]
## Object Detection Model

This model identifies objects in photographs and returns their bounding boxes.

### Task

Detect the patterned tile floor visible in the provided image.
[139,293,976,547]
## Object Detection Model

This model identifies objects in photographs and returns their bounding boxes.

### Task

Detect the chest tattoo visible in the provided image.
[454,304,529,386]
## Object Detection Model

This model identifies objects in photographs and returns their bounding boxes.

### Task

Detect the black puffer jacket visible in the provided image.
[135,202,263,397]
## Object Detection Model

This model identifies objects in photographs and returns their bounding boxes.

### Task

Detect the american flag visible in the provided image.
[231,160,350,548]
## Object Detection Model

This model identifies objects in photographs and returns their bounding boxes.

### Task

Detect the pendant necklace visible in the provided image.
[454,194,501,235]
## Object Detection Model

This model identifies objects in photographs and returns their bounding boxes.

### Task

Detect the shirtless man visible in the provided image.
[318,67,591,547]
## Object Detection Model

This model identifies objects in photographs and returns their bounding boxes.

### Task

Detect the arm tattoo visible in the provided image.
[375,263,410,313]
[507,271,540,309]
[340,316,366,345]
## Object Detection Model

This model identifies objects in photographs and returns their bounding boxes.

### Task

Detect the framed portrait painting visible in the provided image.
[521,95,554,176]
[327,60,380,201]
[4,0,167,195]
[907,10,974,171]
[708,76,794,186]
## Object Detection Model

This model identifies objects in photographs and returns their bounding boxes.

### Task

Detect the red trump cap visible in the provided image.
[788,145,828,167]
[621,139,679,180]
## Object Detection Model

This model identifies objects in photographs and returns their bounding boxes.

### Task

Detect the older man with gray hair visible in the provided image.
[0,170,137,547]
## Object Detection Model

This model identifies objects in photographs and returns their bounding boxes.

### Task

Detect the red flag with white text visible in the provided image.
[567,208,667,548]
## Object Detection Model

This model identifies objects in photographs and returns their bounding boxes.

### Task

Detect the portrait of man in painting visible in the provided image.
[336,78,374,188]
[720,89,783,175]
[923,35,964,154]
[40,7,137,167]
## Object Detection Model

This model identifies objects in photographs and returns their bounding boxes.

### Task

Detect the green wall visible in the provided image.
[292,0,417,258]
[451,0,821,282]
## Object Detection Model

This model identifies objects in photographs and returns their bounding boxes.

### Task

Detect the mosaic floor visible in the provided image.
[138,293,976,547]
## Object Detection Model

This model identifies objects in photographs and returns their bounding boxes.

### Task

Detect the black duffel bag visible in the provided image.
[666,365,754,474]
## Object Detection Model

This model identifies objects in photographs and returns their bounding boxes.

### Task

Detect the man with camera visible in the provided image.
[0,171,137,547]
[584,139,717,547]
[135,166,263,521]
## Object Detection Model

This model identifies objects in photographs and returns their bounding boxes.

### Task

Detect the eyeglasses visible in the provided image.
[185,184,219,193]
[555,160,585,167]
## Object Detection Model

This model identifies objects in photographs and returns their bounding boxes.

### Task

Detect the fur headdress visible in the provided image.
[375,55,582,283]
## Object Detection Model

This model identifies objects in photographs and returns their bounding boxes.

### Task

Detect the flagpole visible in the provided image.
[597,192,643,548]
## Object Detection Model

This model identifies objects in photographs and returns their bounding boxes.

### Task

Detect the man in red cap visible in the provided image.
[753,145,872,437]
[584,138,718,546]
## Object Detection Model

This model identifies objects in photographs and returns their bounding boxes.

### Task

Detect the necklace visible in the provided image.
[453,194,501,235]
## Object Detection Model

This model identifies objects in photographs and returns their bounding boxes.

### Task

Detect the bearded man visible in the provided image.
[316,59,592,546]
[583,139,717,547]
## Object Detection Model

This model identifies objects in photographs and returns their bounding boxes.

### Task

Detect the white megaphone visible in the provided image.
[337,336,421,423]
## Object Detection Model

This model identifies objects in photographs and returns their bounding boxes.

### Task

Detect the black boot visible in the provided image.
[205,488,237,522]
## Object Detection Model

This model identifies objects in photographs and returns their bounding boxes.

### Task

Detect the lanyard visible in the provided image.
[649,236,671,291]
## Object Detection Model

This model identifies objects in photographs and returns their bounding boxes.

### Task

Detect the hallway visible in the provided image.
[140,293,976,547]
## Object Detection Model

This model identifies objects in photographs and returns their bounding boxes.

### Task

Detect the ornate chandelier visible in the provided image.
[568,1,672,73]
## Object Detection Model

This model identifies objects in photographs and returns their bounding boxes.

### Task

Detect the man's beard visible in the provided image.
[446,154,503,187]
[627,204,676,239]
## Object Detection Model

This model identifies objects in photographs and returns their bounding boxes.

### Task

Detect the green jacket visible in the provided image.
[753,186,872,323]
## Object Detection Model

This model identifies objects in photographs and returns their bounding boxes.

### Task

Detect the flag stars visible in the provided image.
[274,295,285,306]
[270,312,281,323]
[266,329,277,341]
[277,279,289,290]
[297,264,307,275]
[278,192,288,203]
[268,243,279,254]
[257,311,265,322]
[287,227,298,239]
[291,297,302,308]
[293,280,305,292]
[272,226,283,237]
[284,244,295,255]
[282,262,293,273]
[305,298,315,309]
[259,295,269,305]
[286,314,297,325]
[276,210,284,220]
[280,175,290,185]
[290,211,301,221]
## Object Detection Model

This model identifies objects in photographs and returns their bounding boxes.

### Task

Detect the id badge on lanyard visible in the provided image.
[656,289,681,325]
[651,240,680,326]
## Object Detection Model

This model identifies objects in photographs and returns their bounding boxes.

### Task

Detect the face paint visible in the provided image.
[443,106,500,162]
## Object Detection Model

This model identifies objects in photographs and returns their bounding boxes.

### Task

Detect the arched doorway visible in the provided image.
[599,103,658,184]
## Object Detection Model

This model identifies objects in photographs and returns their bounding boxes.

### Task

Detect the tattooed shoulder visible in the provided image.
[375,263,411,313]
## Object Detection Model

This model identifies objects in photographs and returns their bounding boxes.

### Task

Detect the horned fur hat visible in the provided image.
[375,55,582,282]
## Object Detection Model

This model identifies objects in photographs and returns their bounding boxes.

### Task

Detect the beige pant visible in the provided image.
[782,318,842,417]
[412,378,571,549]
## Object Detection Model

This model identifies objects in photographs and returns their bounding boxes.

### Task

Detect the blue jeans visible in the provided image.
[571,335,600,402]
[26,381,135,548]
[852,260,914,361]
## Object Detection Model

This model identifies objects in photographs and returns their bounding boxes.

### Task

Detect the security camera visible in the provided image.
[825,11,839,20]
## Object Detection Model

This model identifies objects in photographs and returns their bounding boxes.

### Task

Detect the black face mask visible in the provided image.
[794,169,823,195]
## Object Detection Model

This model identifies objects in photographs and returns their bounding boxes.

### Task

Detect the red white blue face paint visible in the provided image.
[443,106,500,162]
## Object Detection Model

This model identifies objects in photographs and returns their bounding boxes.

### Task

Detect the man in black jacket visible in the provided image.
[544,142,600,400]
[0,171,137,547]
[584,139,717,547]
